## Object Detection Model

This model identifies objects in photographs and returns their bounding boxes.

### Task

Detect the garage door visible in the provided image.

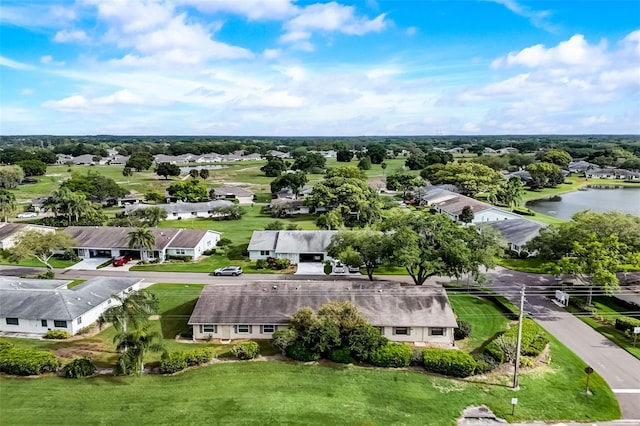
[299,253,324,262]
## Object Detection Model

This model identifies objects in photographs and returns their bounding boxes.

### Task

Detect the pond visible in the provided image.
[179,164,229,173]
[526,187,640,220]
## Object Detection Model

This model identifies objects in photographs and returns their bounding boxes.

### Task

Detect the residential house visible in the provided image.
[125,200,235,220]
[0,276,141,336]
[274,185,314,199]
[196,154,223,163]
[585,168,640,180]
[55,154,73,165]
[497,147,519,154]
[505,170,533,185]
[28,196,48,212]
[211,185,255,204]
[269,198,310,216]
[71,154,96,165]
[421,187,521,224]
[248,230,337,264]
[0,223,56,250]
[241,153,263,161]
[483,147,497,154]
[267,150,290,159]
[188,281,458,345]
[482,219,543,255]
[65,226,220,261]
[568,160,598,173]
[106,154,130,165]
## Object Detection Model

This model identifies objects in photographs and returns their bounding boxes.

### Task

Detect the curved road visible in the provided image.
[2,265,639,419]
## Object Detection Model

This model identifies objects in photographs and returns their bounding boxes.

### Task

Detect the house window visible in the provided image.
[202,325,217,333]
[430,328,445,336]
[261,325,276,334]
[54,320,67,328]
[173,212,178,216]
[175,249,186,255]
[77,317,82,325]
[6,318,19,325]
[260,250,270,256]
[393,327,409,335]
[41,319,48,327]
[236,325,251,334]
[375,326,385,334]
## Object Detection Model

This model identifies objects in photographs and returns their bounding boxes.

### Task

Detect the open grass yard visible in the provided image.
[565,294,640,360]
[495,257,550,274]
[0,254,77,269]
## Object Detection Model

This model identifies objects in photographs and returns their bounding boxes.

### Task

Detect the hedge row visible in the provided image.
[64,357,96,378]
[422,348,477,378]
[484,319,548,363]
[369,343,412,368]
[160,348,215,374]
[615,316,640,333]
[0,344,60,376]
[44,330,71,340]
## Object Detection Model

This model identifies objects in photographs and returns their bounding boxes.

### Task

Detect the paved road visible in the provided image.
[3,265,639,419]
[487,267,640,420]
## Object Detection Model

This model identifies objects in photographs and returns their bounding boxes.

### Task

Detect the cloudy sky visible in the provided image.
[1,0,639,136]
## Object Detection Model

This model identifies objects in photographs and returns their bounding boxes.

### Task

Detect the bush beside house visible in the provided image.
[0,342,60,376]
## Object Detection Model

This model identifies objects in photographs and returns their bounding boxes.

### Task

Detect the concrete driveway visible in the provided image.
[65,257,110,270]
[295,263,325,275]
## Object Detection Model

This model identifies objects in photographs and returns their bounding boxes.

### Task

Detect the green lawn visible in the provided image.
[495,257,550,274]
[447,292,511,351]
[565,294,640,360]
[0,256,77,269]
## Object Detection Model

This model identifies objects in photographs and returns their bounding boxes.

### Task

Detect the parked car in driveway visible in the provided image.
[17,212,38,218]
[112,255,132,267]
[213,266,243,276]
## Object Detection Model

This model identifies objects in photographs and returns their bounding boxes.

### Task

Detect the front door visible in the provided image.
[221,325,231,339]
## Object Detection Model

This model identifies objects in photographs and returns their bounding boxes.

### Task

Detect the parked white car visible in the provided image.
[17,212,38,218]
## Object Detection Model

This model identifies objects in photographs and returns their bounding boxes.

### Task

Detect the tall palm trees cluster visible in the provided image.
[43,187,101,224]
[99,291,164,376]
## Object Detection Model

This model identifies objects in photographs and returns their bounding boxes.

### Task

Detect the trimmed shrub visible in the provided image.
[64,357,96,378]
[0,341,15,352]
[524,334,549,357]
[369,343,411,368]
[255,259,269,270]
[473,352,499,374]
[615,316,640,333]
[184,348,214,366]
[286,340,320,362]
[519,356,534,368]
[0,347,59,375]
[483,340,506,364]
[272,329,297,355]
[454,320,472,340]
[44,330,71,340]
[327,347,353,364]
[232,341,260,360]
[485,318,548,363]
[347,324,388,361]
[422,348,477,378]
[160,352,188,374]
[274,258,291,270]
[166,254,193,262]
[410,348,425,367]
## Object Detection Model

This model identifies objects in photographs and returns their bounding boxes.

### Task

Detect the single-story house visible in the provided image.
[211,185,255,204]
[195,154,223,163]
[0,276,142,336]
[188,281,458,345]
[497,147,519,154]
[65,226,220,261]
[568,160,599,173]
[482,219,543,255]
[125,200,235,220]
[267,150,290,159]
[106,154,130,165]
[275,185,314,199]
[585,168,640,180]
[71,154,97,165]
[0,223,56,250]
[55,154,73,165]
[505,170,533,185]
[269,198,310,216]
[248,230,338,264]
[421,188,521,224]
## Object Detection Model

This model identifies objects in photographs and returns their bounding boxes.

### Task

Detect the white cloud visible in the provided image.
[21,89,34,95]
[42,89,152,114]
[0,56,33,70]
[491,34,607,69]
[177,0,297,20]
[406,26,417,36]
[0,4,77,29]
[40,55,66,66]
[262,48,281,59]
[489,0,556,32]
[83,0,174,34]
[54,30,89,43]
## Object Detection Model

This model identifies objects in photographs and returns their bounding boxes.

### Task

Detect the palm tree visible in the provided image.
[99,291,159,334]
[504,176,524,209]
[0,189,16,222]
[143,207,167,227]
[114,324,164,375]
[127,227,155,260]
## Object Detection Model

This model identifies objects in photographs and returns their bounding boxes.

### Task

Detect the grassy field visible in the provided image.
[495,258,550,274]
[565,295,640,360]
[522,176,640,203]
[0,255,77,269]
[0,286,620,424]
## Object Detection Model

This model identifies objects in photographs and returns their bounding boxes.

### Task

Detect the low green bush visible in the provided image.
[454,320,472,340]
[615,316,640,333]
[369,343,411,368]
[524,334,549,356]
[166,255,193,262]
[202,248,216,256]
[483,340,506,364]
[519,356,535,368]
[0,341,15,351]
[422,348,477,378]
[286,340,320,362]
[64,357,96,378]
[255,259,269,269]
[184,348,214,366]
[473,352,499,374]
[327,347,353,364]
[347,324,388,361]
[44,330,71,340]
[232,341,260,360]
[0,347,59,375]
[274,258,291,270]
[160,352,188,374]
[410,348,424,367]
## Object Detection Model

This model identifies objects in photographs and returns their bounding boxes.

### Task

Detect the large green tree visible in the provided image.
[526,162,564,189]
[292,153,326,172]
[429,163,504,196]
[270,172,308,198]
[327,229,393,280]
[167,180,209,202]
[385,173,425,198]
[0,189,17,222]
[366,144,387,164]
[260,155,289,177]
[125,152,154,172]
[10,230,76,270]
[155,162,181,180]
[540,149,572,168]
[44,187,102,224]
[61,170,127,202]
[15,159,46,177]
[0,165,25,189]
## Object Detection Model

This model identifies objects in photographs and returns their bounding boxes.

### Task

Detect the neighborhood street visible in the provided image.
[2,265,639,419]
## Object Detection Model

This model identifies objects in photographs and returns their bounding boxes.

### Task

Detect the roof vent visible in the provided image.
[87,302,92,305]
[76,297,81,300]
[378,290,383,293]
[272,285,277,290]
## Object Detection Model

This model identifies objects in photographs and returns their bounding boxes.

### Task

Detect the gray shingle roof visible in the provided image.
[168,230,217,248]
[0,276,142,320]
[188,281,458,328]
[483,219,543,247]
[213,185,255,197]
[247,231,279,251]
[274,230,338,254]
[66,226,182,251]
[422,188,493,216]
[125,200,234,215]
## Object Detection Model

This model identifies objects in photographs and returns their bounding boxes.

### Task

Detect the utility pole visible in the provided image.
[513,286,526,390]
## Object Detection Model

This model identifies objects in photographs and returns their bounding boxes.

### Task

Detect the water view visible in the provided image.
[526,187,640,220]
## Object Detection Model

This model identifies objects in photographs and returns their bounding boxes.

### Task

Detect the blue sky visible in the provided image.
[1,0,639,136]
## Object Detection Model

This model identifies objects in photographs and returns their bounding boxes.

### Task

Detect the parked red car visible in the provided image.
[112,255,132,267]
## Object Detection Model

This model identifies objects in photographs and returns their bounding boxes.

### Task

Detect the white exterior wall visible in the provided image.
[379,326,455,345]
[277,253,300,264]
[192,324,289,340]
[166,248,196,257]
[167,231,218,259]
[248,250,275,261]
